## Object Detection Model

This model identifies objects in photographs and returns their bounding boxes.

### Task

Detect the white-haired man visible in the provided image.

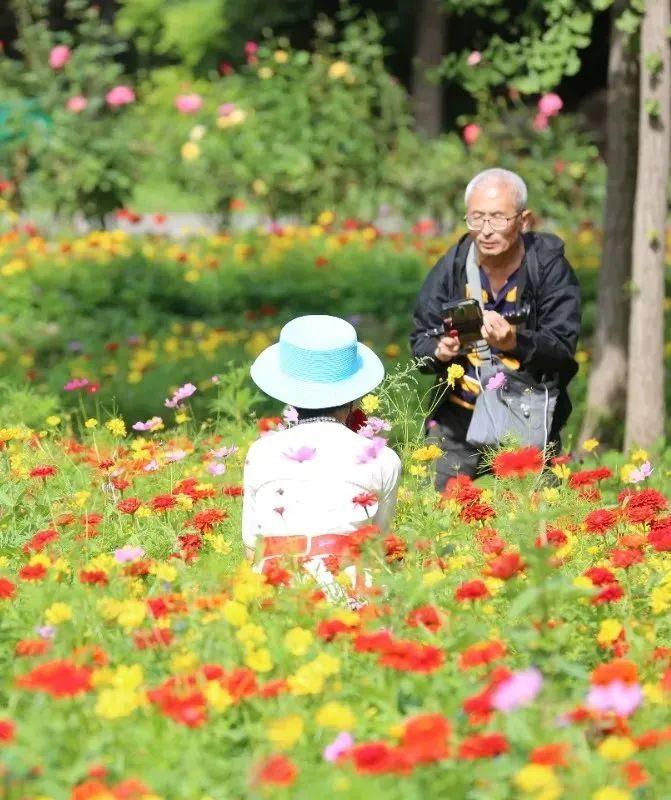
[409,168,581,489]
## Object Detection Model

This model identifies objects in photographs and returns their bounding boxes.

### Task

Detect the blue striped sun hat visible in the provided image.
[250,315,384,409]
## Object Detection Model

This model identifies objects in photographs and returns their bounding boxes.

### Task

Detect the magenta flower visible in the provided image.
[284,446,317,463]
[538,92,563,117]
[165,382,197,408]
[132,416,163,432]
[532,112,549,132]
[218,103,237,117]
[114,546,145,564]
[466,50,482,66]
[323,732,354,763]
[357,437,386,464]
[66,95,87,113]
[175,93,203,114]
[106,85,135,107]
[491,667,543,712]
[244,41,259,56]
[463,123,481,146]
[64,378,90,391]
[358,416,391,439]
[486,372,506,391]
[586,681,643,717]
[49,45,71,69]
[207,462,227,476]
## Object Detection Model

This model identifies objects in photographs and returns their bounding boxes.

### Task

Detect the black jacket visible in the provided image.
[409,231,581,436]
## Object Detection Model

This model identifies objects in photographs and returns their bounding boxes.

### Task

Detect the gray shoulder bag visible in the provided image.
[463,244,558,451]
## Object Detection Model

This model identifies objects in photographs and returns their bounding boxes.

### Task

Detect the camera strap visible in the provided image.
[465,243,492,363]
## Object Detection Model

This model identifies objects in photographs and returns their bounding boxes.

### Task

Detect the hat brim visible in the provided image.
[250,342,384,409]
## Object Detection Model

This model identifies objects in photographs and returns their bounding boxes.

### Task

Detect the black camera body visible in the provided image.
[440,299,530,352]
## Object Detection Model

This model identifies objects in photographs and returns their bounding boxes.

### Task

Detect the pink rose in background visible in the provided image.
[175,93,203,114]
[538,92,563,117]
[49,45,71,70]
[66,95,87,113]
[467,51,482,66]
[106,86,136,107]
[463,123,481,146]
[532,112,549,132]
[245,41,259,57]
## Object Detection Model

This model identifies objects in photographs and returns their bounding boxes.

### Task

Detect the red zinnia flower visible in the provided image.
[17,659,92,697]
[353,491,378,509]
[354,629,394,653]
[401,713,451,764]
[79,570,108,586]
[584,508,618,535]
[458,640,506,670]
[0,718,16,745]
[460,501,495,523]
[378,639,445,673]
[384,534,407,561]
[349,742,411,775]
[592,583,624,605]
[491,447,543,478]
[117,497,141,515]
[188,508,228,531]
[484,551,525,580]
[569,467,612,488]
[591,659,638,686]
[19,563,47,582]
[222,484,244,497]
[22,528,59,554]
[406,605,442,632]
[458,732,509,759]
[441,474,482,505]
[257,416,281,433]
[133,628,173,650]
[530,742,569,766]
[256,754,297,786]
[150,494,178,512]
[535,527,567,548]
[0,577,16,599]
[15,639,51,657]
[29,464,57,480]
[455,579,490,602]
[647,518,671,552]
[584,566,617,586]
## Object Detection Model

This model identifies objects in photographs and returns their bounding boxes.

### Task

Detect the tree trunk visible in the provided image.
[624,0,670,449]
[578,0,638,448]
[412,0,445,137]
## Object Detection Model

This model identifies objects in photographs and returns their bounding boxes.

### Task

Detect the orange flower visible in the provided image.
[256,754,298,786]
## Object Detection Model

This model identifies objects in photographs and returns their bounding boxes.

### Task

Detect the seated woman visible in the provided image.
[243,314,401,601]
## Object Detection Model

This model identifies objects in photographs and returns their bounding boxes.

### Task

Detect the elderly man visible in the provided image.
[409,167,581,489]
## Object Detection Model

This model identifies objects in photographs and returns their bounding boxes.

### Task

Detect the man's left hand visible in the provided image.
[481,310,516,351]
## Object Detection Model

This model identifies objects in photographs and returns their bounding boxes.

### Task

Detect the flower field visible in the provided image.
[1,218,671,799]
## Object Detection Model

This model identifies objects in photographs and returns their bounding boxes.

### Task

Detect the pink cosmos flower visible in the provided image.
[66,95,87,113]
[114,546,145,564]
[538,92,563,117]
[49,45,71,70]
[175,93,203,114]
[357,437,386,464]
[282,405,299,425]
[463,123,481,146]
[143,459,159,472]
[629,461,653,483]
[209,445,238,460]
[165,449,188,463]
[64,378,90,391]
[532,112,549,132]
[106,86,136,107]
[284,446,317,463]
[218,103,237,117]
[165,382,197,408]
[132,416,163,432]
[491,667,543,711]
[36,625,56,639]
[586,681,643,717]
[324,732,354,763]
[358,417,392,439]
[207,462,227,476]
[467,50,482,66]
[486,372,506,391]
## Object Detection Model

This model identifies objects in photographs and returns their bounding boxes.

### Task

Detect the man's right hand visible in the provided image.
[434,333,460,362]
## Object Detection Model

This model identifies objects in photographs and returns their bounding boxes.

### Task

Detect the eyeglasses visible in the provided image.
[464,211,524,231]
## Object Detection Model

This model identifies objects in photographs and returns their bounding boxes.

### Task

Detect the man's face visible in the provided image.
[466,181,528,257]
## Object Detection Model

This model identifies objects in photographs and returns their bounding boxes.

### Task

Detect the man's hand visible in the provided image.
[434,330,460,362]
[481,310,516,351]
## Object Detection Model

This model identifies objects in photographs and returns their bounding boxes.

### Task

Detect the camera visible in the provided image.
[439,299,531,352]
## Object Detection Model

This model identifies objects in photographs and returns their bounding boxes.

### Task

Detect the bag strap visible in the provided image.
[465,243,492,362]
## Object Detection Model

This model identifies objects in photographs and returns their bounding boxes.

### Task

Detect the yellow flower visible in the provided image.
[267,715,304,749]
[84,418,98,428]
[620,463,636,482]
[150,563,178,583]
[245,647,273,673]
[116,600,147,631]
[513,764,561,798]
[258,66,274,79]
[596,619,623,646]
[181,142,200,161]
[409,464,428,477]
[222,600,248,627]
[317,210,335,226]
[252,179,268,196]
[411,444,443,461]
[582,438,599,452]
[46,415,61,427]
[384,343,400,358]
[541,487,560,505]
[551,463,571,481]
[95,686,144,719]
[328,60,351,79]
[315,702,355,730]
[236,623,267,648]
[205,681,233,711]
[422,570,444,587]
[274,49,289,63]
[171,651,199,674]
[592,789,631,800]
[598,736,637,762]
[284,626,314,657]
[446,363,465,387]
[175,411,189,424]
[360,394,379,414]
[105,417,127,437]
[630,448,648,464]
[44,602,72,625]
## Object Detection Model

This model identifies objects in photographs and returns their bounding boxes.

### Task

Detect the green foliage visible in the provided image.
[0,0,139,218]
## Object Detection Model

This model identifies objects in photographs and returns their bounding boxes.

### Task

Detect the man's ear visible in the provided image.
[521,209,534,232]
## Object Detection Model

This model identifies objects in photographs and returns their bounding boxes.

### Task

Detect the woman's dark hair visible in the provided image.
[294,402,352,420]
